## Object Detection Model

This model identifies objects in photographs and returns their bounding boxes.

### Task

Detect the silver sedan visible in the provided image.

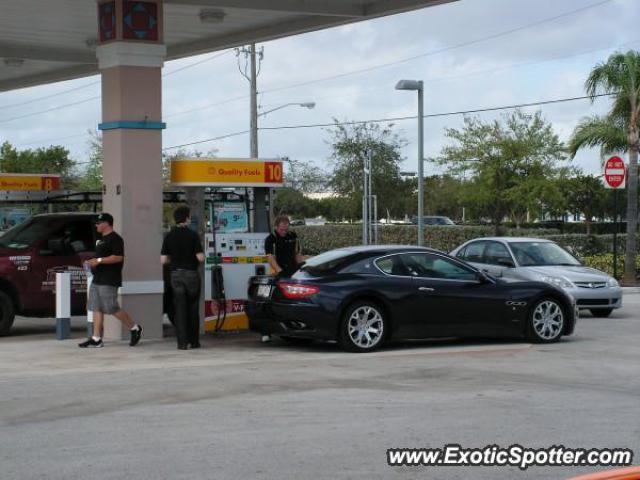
[451,237,622,317]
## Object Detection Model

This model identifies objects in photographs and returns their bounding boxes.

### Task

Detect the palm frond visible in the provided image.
[568,115,627,158]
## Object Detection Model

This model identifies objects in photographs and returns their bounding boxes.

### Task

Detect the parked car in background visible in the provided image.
[0,213,98,335]
[451,237,622,317]
[410,215,456,226]
[247,245,577,352]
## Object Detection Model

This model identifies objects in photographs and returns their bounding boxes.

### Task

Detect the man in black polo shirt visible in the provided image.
[79,213,142,348]
[263,215,306,342]
[161,206,205,350]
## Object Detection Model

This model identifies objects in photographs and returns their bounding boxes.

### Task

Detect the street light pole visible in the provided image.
[396,79,425,246]
[417,85,424,246]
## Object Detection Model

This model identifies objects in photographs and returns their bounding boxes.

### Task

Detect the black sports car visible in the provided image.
[247,246,577,352]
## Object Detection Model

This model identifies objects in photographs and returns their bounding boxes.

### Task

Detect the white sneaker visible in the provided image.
[261,335,272,343]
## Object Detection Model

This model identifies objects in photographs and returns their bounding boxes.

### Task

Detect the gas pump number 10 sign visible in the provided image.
[265,162,283,183]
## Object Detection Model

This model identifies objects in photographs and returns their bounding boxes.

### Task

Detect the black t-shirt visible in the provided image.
[265,230,299,276]
[161,226,204,271]
[93,232,124,287]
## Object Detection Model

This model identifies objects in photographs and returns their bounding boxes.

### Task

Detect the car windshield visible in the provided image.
[300,249,354,274]
[509,242,581,267]
[0,217,59,250]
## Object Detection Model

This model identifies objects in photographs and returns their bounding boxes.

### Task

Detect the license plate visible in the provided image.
[257,285,271,298]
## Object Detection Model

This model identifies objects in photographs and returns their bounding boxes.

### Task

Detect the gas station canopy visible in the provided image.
[0,0,454,92]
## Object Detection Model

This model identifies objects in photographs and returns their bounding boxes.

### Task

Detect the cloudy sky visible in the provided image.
[1,0,638,181]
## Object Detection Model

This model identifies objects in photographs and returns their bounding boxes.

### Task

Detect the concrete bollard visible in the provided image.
[55,272,71,340]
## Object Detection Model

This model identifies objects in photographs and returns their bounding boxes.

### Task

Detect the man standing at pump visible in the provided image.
[79,213,142,348]
[161,206,205,350]
[263,214,307,342]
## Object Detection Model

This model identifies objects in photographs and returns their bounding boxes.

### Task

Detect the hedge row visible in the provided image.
[582,254,640,277]
[294,225,558,255]
[293,225,635,258]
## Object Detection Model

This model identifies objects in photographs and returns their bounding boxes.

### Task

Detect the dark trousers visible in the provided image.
[170,270,201,346]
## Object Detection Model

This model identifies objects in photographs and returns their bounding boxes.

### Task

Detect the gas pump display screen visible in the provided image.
[214,202,248,233]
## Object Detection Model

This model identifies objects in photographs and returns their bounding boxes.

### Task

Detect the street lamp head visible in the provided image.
[395,79,423,91]
[300,102,315,109]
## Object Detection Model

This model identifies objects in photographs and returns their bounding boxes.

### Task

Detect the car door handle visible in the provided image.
[418,287,434,292]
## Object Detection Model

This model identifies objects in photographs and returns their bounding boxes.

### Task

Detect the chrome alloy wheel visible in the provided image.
[347,305,384,349]
[532,300,564,340]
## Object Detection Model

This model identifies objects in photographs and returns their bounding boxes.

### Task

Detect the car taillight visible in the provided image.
[277,282,320,299]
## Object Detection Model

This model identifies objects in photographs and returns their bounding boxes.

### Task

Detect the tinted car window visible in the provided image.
[52,220,95,254]
[375,255,410,276]
[402,253,478,281]
[483,241,512,266]
[457,241,486,263]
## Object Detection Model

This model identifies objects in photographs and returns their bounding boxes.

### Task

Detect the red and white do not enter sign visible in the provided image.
[604,156,626,189]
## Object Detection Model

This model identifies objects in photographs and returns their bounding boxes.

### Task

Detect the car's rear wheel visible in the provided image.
[0,291,16,336]
[590,308,613,318]
[527,298,564,343]
[338,301,386,353]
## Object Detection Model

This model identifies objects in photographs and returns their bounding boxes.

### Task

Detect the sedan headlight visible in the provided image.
[607,278,619,287]
[540,275,575,289]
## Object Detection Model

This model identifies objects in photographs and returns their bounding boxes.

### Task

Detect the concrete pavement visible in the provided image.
[0,291,638,480]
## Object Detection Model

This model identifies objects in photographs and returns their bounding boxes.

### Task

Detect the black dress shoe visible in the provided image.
[190,342,201,349]
[177,344,188,350]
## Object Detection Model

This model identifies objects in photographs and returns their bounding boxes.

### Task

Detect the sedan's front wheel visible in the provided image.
[338,301,387,353]
[527,298,565,343]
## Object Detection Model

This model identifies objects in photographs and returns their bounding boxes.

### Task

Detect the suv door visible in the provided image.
[29,219,96,314]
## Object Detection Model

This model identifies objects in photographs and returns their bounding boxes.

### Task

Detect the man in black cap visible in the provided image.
[161,206,205,350]
[79,213,142,348]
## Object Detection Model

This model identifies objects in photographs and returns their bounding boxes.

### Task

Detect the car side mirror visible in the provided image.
[477,271,491,283]
[497,258,515,268]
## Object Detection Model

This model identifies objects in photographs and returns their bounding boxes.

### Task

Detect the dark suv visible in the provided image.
[0,213,98,335]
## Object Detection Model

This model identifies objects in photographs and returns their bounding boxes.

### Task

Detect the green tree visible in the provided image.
[433,110,567,233]
[564,174,606,234]
[75,130,103,191]
[568,50,640,283]
[273,188,321,219]
[423,175,465,221]
[326,121,413,221]
[281,157,328,193]
[0,141,78,187]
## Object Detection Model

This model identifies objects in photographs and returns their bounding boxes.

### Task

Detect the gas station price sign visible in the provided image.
[0,174,61,191]
[170,158,284,187]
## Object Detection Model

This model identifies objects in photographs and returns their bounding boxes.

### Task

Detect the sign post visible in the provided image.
[604,156,626,279]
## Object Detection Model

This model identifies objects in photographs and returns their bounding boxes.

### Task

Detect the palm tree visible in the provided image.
[568,50,640,284]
